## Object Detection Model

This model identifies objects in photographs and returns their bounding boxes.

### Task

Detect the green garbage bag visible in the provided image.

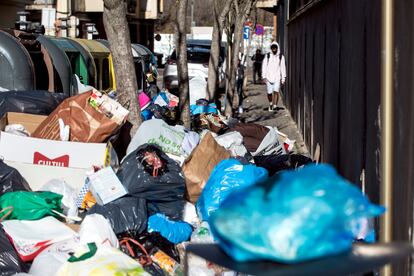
[0,191,63,220]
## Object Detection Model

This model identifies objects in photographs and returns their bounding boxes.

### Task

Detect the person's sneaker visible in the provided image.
[268,105,273,111]
[273,105,277,110]
[238,106,243,114]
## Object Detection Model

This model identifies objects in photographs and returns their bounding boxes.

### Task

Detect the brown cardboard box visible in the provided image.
[0,112,47,134]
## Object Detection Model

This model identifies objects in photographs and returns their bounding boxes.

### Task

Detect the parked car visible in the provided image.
[163,39,226,92]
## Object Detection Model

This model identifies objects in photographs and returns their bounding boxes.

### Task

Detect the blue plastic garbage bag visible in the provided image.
[147,213,193,244]
[190,104,218,116]
[141,109,153,121]
[209,164,385,263]
[196,159,268,221]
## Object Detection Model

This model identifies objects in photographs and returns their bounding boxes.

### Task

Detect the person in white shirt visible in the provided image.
[262,42,286,111]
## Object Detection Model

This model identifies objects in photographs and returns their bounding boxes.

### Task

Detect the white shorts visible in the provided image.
[266,81,281,94]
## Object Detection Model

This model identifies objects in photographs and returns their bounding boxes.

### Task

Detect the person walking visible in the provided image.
[251,49,264,84]
[262,42,286,111]
[236,59,245,114]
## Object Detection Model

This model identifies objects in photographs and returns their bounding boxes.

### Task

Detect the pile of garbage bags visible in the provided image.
[0,86,384,276]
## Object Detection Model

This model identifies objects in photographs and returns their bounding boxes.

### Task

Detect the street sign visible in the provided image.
[243,26,250,40]
[255,24,265,36]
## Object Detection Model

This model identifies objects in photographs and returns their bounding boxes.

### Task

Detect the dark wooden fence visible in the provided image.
[283,0,414,274]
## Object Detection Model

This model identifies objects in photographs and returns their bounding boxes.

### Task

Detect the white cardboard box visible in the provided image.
[0,132,109,169]
[0,112,117,192]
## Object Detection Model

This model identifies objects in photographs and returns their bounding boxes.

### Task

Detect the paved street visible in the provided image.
[240,77,309,156]
[159,67,309,156]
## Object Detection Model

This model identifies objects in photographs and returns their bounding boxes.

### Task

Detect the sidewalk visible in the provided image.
[239,79,309,156]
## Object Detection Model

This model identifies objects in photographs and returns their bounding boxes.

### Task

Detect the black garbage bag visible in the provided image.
[254,154,314,176]
[0,90,66,117]
[148,104,177,126]
[117,144,186,220]
[0,160,31,196]
[0,225,25,276]
[136,232,180,263]
[88,197,147,236]
[147,201,186,222]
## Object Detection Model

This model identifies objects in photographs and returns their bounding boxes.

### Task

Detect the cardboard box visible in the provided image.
[0,112,117,192]
[0,112,47,134]
[0,132,112,169]
[6,161,88,191]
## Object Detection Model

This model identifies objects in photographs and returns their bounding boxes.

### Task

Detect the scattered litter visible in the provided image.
[0,78,384,275]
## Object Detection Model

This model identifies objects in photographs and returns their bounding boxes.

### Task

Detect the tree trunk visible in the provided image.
[175,0,191,128]
[225,17,243,116]
[225,0,258,117]
[224,7,235,115]
[207,0,233,101]
[103,0,141,135]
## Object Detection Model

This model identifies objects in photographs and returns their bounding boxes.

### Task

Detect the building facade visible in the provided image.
[23,0,163,51]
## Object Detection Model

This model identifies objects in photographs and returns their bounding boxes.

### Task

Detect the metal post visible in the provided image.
[380,0,394,275]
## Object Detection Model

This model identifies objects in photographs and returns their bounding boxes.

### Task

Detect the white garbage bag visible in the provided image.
[57,243,149,276]
[1,217,76,262]
[189,75,208,105]
[39,179,78,220]
[29,236,80,276]
[215,131,249,157]
[253,126,286,156]
[79,214,119,248]
[126,119,186,157]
